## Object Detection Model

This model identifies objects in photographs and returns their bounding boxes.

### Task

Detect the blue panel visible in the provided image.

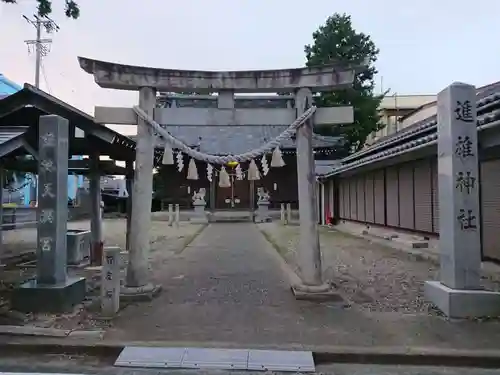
[0,73,22,96]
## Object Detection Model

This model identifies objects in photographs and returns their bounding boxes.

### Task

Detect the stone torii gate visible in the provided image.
[79,57,360,299]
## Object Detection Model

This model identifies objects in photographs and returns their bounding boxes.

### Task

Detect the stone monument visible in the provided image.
[255,187,271,223]
[425,82,500,318]
[11,115,86,313]
[191,188,208,224]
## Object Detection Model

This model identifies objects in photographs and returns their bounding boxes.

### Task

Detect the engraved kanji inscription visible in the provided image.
[39,237,52,252]
[455,136,474,159]
[106,255,114,265]
[39,208,54,224]
[455,171,476,195]
[455,100,474,123]
[41,183,56,198]
[40,159,54,173]
[457,208,477,231]
[40,132,56,147]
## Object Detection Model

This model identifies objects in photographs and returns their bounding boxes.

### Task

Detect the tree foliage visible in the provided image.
[2,0,79,19]
[305,13,386,154]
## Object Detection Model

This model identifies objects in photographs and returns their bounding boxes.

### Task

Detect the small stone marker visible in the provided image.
[168,204,173,226]
[286,203,292,224]
[175,203,180,227]
[101,246,121,316]
[280,203,285,223]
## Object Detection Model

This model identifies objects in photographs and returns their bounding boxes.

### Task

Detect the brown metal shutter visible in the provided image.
[398,163,415,230]
[365,173,375,223]
[374,169,385,225]
[386,166,399,227]
[480,159,500,261]
[343,180,350,219]
[350,177,357,220]
[357,176,365,221]
[414,159,433,232]
[431,158,439,233]
[339,180,345,218]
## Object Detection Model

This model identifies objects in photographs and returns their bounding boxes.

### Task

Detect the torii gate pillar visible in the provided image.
[292,89,343,301]
[294,88,323,287]
[123,86,159,297]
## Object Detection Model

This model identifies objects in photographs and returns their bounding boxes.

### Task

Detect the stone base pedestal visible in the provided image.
[291,284,346,303]
[255,202,271,223]
[11,276,86,313]
[425,280,500,318]
[120,283,162,302]
[191,203,208,224]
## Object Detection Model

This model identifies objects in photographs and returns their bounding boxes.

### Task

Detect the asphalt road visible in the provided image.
[0,353,499,375]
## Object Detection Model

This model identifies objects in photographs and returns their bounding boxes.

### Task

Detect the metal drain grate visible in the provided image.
[114,346,315,372]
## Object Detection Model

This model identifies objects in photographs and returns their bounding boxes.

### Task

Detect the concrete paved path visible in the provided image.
[104,223,500,351]
[105,223,391,346]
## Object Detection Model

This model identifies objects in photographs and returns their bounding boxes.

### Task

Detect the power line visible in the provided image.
[40,62,51,94]
[23,14,59,88]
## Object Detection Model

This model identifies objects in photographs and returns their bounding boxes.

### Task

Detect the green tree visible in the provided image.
[2,0,79,19]
[305,13,386,154]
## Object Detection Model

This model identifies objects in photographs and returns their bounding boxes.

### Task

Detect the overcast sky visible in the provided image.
[1,0,499,135]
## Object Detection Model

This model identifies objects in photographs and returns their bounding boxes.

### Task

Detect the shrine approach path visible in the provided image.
[104,222,392,347]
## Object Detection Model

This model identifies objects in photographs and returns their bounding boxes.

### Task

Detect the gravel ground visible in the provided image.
[257,223,500,315]
[2,218,204,255]
[0,219,206,331]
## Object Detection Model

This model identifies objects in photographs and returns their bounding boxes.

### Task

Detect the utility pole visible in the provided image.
[23,15,59,88]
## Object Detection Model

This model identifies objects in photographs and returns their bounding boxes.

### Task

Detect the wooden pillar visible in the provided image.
[125,86,156,290]
[90,151,103,265]
[320,181,325,225]
[294,88,325,289]
[125,160,133,251]
[332,178,340,225]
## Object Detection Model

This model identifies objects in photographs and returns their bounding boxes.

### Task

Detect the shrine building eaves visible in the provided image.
[0,83,140,163]
[78,56,365,93]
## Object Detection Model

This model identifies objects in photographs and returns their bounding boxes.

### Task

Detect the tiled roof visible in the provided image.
[347,82,500,163]
[131,125,342,155]
[323,87,500,177]
[315,159,342,176]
